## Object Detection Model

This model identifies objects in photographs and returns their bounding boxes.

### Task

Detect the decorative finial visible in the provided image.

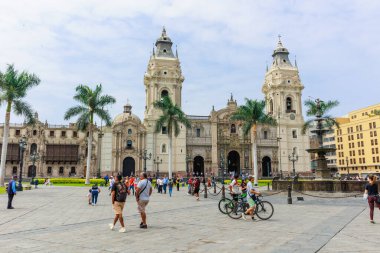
[162,26,167,37]
[277,34,283,48]
[278,34,282,42]
[266,61,268,72]
[295,55,298,68]
[212,105,215,111]
[230,93,233,101]
[176,45,178,58]
[152,43,155,56]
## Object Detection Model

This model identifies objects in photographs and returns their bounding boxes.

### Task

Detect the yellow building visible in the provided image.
[335,103,380,177]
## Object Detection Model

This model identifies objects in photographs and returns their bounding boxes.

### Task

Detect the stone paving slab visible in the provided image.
[0,186,379,252]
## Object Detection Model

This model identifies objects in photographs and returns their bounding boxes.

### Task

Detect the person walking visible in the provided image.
[136,172,152,229]
[193,177,200,201]
[157,177,163,194]
[7,175,17,209]
[242,175,261,221]
[176,177,180,191]
[104,174,109,186]
[129,176,135,195]
[363,174,380,223]
[109,175,129,233]
[109,176,115,195]
[168,179,174,197]
[163,176,168,194]
[91,184,101,205]
[187,177,193,195]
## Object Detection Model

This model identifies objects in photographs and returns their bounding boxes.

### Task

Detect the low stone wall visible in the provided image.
[272,180,379,192]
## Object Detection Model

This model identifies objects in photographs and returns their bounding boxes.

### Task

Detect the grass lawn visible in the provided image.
[0,186,6,194]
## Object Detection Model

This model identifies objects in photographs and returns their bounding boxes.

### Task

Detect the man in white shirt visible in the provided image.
[136,172,152,229]
[243,175,261,221]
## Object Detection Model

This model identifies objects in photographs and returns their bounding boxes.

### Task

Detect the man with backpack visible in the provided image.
[7,175,17,209]
[109,175,130,233]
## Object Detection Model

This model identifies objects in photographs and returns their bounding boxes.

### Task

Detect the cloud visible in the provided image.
[0,0,379,125]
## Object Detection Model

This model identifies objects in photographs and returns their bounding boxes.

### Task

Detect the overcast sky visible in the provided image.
[0,0,379,125]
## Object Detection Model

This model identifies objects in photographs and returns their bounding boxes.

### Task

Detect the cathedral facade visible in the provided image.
[100,28,311,178]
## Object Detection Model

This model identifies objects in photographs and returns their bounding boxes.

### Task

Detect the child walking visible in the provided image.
[168,179,173,197]
[87,189,92,205]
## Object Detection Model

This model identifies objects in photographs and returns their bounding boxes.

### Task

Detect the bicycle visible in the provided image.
[227,195,274,220]
[218,192,246,214]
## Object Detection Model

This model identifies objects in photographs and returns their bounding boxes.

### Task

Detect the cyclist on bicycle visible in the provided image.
[242,175,261,221]
[229,175,241,201]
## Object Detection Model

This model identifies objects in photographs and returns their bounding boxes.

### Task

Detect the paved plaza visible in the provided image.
[0,185,379,253]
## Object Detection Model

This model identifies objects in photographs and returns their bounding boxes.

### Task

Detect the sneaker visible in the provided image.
[140,224,148,229]
[119,227,126,233]
[242,213,247,220]
[252,216,256,221]
[109,224,115,230]
[370,220,375,224]
[7,207,14,209]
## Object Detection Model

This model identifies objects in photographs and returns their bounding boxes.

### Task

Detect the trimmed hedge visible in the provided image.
[223,179,272,185]
[35,178,105,185]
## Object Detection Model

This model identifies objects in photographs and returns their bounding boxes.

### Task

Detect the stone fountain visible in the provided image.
[306,99,336,179]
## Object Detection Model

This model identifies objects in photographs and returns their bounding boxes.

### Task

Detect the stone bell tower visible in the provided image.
[143,27,186,176]
[262,37,310,175]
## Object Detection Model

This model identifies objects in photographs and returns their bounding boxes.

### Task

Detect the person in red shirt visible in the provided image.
[129,176,135,196]
[187,177,193,195]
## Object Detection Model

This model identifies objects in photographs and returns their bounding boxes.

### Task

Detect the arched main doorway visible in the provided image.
[123,157,135,177]
[193,156,204,176]
[262,156,272,177]
[28,165,36,178]
[228,151,240,175]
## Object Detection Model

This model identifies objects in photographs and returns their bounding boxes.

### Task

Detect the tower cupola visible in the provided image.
[271,36,293,68]
[155,27,175,58]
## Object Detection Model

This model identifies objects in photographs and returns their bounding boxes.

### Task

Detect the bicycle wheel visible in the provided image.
[255,201,274,220]
[218,198,232,214]
[227,202,243,219]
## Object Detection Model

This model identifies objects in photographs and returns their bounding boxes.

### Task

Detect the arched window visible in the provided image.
[161,90,169,98]
[127,129,132,135]
[162,144,167,153]
[286,97,292,112]
[231,124,236,134]
[269,99,274,114]
[126,140,132,149]
[59,167,64,175]
[30,143,37,155]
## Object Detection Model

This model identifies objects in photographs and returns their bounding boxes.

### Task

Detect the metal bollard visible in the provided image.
[267,182,270,191]
[204,184,208,198]
[214,183,216,193]
[222,184,225,199]
[287,184,292,204]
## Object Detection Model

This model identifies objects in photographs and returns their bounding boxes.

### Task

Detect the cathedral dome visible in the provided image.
[112,103,141,126]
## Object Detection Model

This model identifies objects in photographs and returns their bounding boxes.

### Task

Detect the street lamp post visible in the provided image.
[220,152,226,198]
[346,157,350,179]
[97,116,104,178]
[186,154,191,178]
[17,136,27,191]
[140,149,152,173]
[153,156,162,177]
[288,148,298,177]
[30,150,40,178]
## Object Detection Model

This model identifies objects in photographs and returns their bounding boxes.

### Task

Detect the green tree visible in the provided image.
[153,96,191,179]
[0,64,40,186]
[64,84,115,184]
[302,99,340,135]
[230,99,276,186]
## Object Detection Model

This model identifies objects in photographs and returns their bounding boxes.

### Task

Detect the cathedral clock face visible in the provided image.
[290,113,296,120]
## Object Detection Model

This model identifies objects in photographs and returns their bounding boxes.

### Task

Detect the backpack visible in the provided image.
[7,180,14,194]
[194,179,200,188]
[116,182,127,202]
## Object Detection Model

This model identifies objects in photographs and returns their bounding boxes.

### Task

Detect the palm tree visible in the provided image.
[153,96,191,179]
[0,64,40,186]
[302,99,340,135]
[64,84,115,184]
[230,99,277,186]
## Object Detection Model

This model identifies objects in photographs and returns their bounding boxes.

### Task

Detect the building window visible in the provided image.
[370,123,373,129]
[30,143,37,155]
[161,90,169,98]
[47,167,52,174]
[231,124,236,134]
[126,140,132,149]
[49,131,54,137]
[263,131,268,139]
[59,167,64,175]
[196,128,201,137]
[70,167,76,175]
[162,144,166,153]
[33,130,37,136]
[286,97,292,112]
[128,129,132,135]
[374,122,377,128]
[292,129,297,139]
[12,166,17,175]
[269,99,273,114]
[15,129,20,136]
[61,131,66,137]
[73,131,78,138]
[162,126,167,134]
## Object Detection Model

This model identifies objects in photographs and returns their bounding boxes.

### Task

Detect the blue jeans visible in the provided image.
[163,184,167,194]
[92,192,99,204]
[169,188,173,197]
